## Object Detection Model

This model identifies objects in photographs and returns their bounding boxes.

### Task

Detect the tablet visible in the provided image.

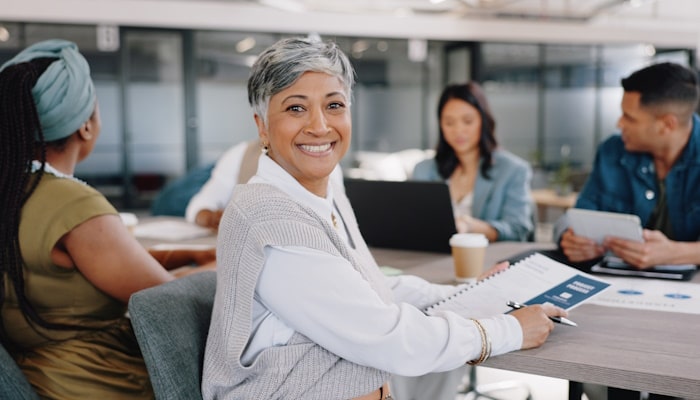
[566,208,643,244]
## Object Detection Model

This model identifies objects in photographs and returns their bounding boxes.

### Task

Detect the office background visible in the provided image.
[1,0,697,208]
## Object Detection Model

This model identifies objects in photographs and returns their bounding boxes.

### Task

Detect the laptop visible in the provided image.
[343,178,457,253]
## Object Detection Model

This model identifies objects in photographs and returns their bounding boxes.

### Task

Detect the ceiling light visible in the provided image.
[644,44,656,57]
[352,40,370,54]
[236,37,256,53]
[307,32,322,42]
[377,41,389,52]
[429,0,448,4]
[0,26,9,42]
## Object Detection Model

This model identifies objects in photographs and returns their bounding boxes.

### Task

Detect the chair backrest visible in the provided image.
[128,271,216,400]
[0,342,39,399]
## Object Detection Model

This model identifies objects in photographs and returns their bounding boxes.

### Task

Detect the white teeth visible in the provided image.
[299,143,332,153]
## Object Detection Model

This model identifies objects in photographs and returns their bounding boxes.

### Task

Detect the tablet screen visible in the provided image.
[566,208,643,244]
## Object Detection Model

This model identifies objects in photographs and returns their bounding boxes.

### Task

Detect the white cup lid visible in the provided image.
[449,233,488,247]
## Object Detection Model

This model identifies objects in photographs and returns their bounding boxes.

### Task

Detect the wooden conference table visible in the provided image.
[373,243,700,400]
[139,218,700,399]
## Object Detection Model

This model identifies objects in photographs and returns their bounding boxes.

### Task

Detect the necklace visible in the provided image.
[31,160,87,186]
[331,200,355,249]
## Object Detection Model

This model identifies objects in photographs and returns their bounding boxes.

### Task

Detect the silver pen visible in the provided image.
[506,300,578,327]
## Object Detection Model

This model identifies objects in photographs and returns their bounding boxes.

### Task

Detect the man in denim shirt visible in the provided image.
[557,62,698,400]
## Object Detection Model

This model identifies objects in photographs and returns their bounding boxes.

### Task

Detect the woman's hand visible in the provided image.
[190,248,217,266]
[149,247,216,270]
[510,303,567,349]
[195,209,224,230]
[477,261,509,281]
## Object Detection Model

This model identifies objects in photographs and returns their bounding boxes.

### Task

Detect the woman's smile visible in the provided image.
[298,141,335,155]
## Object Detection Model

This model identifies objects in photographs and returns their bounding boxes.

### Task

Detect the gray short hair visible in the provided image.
[247,37,355,125]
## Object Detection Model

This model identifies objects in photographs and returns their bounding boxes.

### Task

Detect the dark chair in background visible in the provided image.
[150,162,215,217]
[0,342,39,399]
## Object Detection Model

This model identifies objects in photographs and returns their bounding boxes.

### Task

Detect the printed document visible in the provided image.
[133,219,213,241]
[590,276,700,315]
[425,253,611,318]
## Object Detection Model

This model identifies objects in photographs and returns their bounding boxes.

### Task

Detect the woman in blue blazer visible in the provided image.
[393,83,536,400]
[412,82,534,242]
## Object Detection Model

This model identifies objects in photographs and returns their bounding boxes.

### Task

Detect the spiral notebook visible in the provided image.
[424,253,611,318]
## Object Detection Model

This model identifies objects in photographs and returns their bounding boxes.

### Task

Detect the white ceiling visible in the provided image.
[2,0,700,48]
[248,0,647,20]
[184,0,699,25]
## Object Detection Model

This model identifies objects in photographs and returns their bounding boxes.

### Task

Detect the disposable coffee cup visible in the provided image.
[449,233,488,283]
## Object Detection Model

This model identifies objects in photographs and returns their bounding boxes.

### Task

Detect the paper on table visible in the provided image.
[590,276,700,315]
[133,220,213,241]
[425,253,611,319]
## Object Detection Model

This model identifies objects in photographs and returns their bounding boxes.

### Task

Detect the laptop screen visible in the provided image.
[344,179,457,253]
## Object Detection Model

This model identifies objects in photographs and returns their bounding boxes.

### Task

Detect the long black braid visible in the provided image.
[0,57,85,345]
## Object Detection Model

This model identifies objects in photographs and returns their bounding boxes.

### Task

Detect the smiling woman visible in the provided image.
[256,71,351,196]
[202,37,565,400]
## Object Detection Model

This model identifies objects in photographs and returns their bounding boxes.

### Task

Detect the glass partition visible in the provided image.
[0,21,692,208]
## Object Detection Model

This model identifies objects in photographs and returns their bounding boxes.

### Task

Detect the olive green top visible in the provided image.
[2,173,153,399]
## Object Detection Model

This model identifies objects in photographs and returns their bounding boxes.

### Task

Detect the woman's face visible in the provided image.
[256,71,351,196]
[440,98,482,156]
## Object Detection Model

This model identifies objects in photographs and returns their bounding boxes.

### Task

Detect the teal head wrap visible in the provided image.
[0,39,96,142]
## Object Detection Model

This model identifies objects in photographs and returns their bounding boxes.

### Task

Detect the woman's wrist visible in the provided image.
[456,215,470,233]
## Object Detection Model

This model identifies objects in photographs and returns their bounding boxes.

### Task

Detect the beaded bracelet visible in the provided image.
[467,318,492,365]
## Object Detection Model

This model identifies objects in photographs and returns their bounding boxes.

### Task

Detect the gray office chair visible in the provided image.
[0,342,39,399]
[128,271,216,400]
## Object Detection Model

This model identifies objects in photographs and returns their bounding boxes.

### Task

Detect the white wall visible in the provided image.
[487,87,539,164]
[76,81,122,175]
[197,83,258,165]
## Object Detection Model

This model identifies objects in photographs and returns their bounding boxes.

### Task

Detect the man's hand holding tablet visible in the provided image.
[560,208,643,264]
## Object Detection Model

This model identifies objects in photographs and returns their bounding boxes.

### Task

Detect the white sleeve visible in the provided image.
[385,275,467,311]
[258,245,523,376]
[185,142,249,222]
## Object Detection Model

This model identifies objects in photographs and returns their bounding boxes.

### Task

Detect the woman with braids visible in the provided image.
[0,40,214,399]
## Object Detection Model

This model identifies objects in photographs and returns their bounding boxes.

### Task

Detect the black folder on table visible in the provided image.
[344,179,457,253]
[590,256,698,281]
[504,249,698,281]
